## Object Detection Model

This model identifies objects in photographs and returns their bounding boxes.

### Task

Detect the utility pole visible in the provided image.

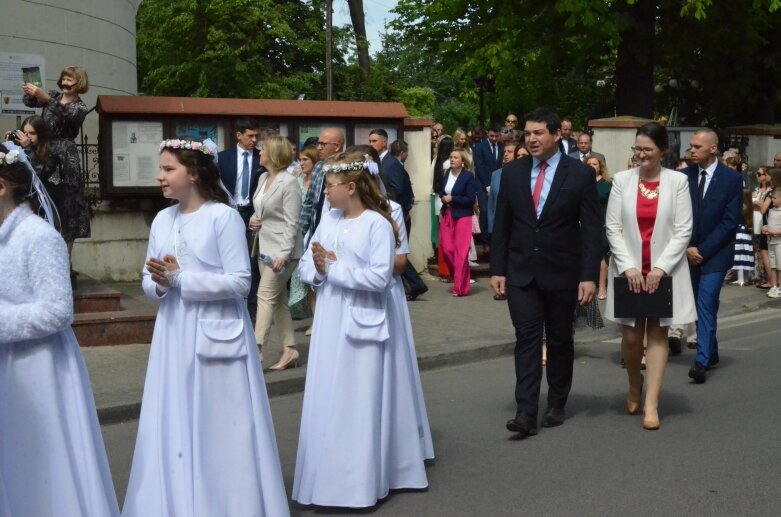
[326,0,333,100]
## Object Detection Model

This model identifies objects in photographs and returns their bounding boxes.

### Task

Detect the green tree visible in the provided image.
[390,0,781,126]
[136,0,337,99]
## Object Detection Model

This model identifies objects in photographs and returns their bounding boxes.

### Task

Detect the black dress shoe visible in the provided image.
[688,362,707,384]
[406,285,429,301]
[668,336,681,356]
[541,407,565,428]
[708,353,719,369]
[506,412,538,437]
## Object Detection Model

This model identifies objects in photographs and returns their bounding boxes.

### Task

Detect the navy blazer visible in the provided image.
[473,138,503,190]
[438,170,478,219]
[490,154,601,290]
[559,137,577,156]
[685,161,744,273]
[217,146,262,204]
[381,153,414,215]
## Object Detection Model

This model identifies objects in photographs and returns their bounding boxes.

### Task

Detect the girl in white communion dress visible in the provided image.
[0,143,120,516]
[293,149,429,509]
[122,140,289,517]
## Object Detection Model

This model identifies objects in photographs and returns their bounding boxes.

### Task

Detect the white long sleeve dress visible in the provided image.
[0,203,119,517]
[122,201,289,517]
[293,209,428,508]
[388,201,434,461]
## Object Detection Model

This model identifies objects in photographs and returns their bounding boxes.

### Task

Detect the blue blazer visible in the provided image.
[685,161,744,273]
[439,170,478,219]
[473,139,503,189]
[381,153,414,215]
[217,147,262,203]
[490,154,601,290]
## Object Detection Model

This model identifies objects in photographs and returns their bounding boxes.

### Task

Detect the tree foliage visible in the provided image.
[136,0,342,99]
[388,0,781,127]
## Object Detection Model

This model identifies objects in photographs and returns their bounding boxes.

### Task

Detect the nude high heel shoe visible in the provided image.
[627,377,644,415]
[269,348,300,371]
[642,409,660,430]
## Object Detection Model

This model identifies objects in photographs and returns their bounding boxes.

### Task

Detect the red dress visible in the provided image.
[636,180,660,275]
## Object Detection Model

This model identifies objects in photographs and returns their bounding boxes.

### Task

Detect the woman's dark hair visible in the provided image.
[0,143,37,208]
[636,122,669,151]
[303,136,319,149]
[433,136,454,193]
[299,146,319,169]
[21,115,51,163]
[160,146,230,205]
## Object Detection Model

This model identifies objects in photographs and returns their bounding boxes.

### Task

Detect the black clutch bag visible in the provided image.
[613,276,673,318]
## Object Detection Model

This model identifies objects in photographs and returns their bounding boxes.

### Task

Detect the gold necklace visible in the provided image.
[638,181,659,200]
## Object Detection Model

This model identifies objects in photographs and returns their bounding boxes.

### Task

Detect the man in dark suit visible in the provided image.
[568,133,606,163]
[474,123,504,246]
[369,129,414,215]
[390,139,428,300]
[491,108,601,438]
[684,128,743,383]
[559,118,577,155]
[217,117,262,319]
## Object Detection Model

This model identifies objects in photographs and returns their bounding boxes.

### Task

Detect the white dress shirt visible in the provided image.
[235,146,255,206]
[698,159,718,197]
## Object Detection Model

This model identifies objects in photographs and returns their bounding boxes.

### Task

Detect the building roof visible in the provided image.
[96,95,409,119]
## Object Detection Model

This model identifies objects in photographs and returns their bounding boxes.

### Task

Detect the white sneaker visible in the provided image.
[768,287,781,298]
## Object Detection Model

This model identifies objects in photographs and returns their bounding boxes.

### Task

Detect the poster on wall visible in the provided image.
[298,124,345,150]
[111,121,164,187]
[174,122,220,146]
[0,53,45,114]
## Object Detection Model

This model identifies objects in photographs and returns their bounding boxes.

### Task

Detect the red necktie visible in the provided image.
[532,161,548,211]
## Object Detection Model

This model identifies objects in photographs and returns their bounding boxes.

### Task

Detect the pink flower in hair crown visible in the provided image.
[159,139,215,155]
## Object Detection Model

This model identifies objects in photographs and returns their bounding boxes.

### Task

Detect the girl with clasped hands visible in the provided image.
[604,122,696,431]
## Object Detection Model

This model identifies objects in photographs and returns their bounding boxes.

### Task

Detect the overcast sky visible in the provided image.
[332,0,398,55]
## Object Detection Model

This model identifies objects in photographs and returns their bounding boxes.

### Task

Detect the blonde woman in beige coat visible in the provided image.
[249,136,304,371]
[605,122,696,431]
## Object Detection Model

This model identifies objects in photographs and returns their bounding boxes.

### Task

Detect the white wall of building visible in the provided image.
[0,0,142,138]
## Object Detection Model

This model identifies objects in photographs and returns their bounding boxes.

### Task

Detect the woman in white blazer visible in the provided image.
[605,122,696,431]
[249,136,304,371]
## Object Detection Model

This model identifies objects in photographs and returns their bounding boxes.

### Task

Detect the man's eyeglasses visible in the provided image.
[631,146,657,155]
[317,141,339,148]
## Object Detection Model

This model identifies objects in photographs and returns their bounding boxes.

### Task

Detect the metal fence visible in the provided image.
[77,132,101,210]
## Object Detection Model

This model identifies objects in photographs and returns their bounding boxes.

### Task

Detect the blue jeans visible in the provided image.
[690,269,724,366]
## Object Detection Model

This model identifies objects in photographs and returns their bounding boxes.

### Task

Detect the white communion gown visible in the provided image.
[0,203,119,517]
[293,209,428,508]
[122,202,289,517]
[388,202,434,461]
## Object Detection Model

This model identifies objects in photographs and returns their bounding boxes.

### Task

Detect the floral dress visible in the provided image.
[23,90,90,241]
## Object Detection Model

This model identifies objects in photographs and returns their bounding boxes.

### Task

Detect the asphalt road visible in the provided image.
[103,307,781,516]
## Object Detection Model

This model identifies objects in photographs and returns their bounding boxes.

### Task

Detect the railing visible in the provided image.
[77,105,102,210]
[77,134,102,210]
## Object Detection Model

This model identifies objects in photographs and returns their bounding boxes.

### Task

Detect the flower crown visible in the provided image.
[323,155,380,176]
[0,149,21,167]
[159,139,216,155]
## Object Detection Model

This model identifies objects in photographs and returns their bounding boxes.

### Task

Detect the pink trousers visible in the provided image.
[439,209,472,296]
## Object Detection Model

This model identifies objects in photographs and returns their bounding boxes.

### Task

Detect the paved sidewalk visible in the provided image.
[83,275,781,424]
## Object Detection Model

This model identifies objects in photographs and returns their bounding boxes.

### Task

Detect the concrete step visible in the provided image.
[73,309,156,347]
[73,279,122,313]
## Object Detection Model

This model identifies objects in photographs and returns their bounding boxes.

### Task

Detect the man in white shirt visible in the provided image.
[217,118,262,319]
